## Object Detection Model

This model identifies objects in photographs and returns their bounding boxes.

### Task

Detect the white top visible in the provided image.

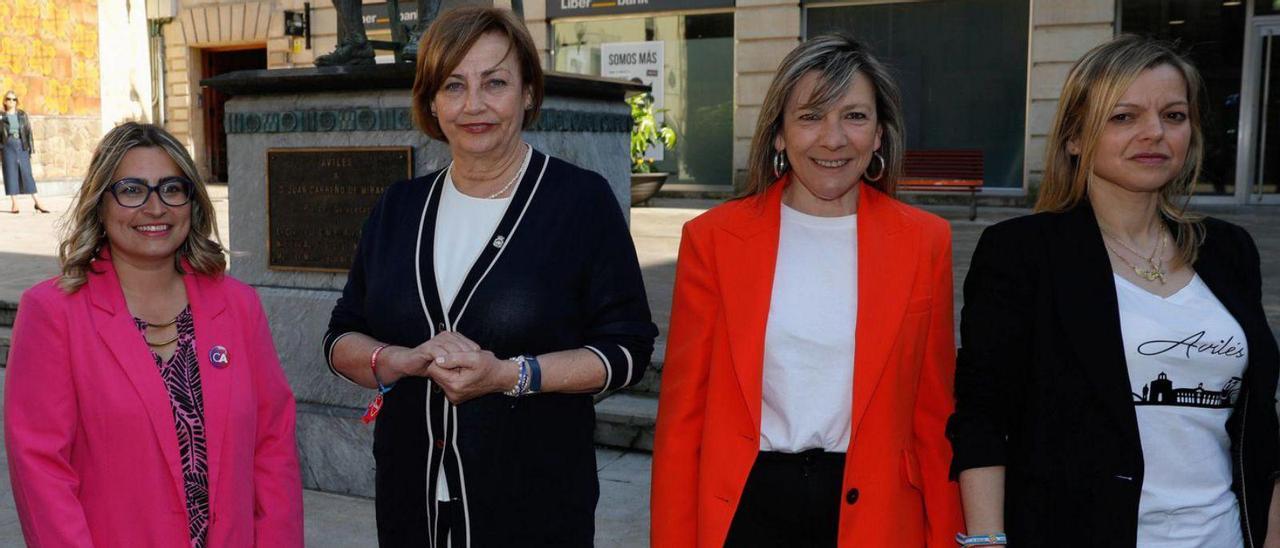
[759,204,857,453]
[435,174,515,313]
[1117,274,1247,548]
[429,147,529,501]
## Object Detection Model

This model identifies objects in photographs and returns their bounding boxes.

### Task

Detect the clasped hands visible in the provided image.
[376,331,517,405]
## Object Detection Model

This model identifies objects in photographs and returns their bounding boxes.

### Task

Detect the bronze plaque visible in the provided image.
[266,147,413,272]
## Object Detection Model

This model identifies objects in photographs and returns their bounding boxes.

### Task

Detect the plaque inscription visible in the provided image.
[266,147,412,271]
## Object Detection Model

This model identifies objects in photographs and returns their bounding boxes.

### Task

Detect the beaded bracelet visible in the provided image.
[503,357,529,397]
[956,533,1007,547]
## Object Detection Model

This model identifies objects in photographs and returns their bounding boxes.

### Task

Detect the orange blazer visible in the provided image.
[651,178,963,547]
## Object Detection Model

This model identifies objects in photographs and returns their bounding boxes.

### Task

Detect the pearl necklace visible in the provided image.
[482,144,530,199]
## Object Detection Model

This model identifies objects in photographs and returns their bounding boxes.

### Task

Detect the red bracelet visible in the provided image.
[361,345,391,424]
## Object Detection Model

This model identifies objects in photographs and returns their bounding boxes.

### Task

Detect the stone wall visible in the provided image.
[26,115,99,185]
[731,0,799,190]
[1,0,104,192]
[1025,0,1115,187]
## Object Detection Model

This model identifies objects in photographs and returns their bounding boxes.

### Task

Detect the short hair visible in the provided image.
[743,34,905,197]
[411,7,544,142]
[57,122,225,292]
[1036,34,1205,266]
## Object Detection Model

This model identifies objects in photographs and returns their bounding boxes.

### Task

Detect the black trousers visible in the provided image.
[724,449,845,548]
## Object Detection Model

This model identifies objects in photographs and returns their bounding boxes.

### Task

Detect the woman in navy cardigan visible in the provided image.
[323,7,656,547]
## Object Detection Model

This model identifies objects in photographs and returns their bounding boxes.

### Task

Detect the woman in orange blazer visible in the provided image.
[651,34,963,547]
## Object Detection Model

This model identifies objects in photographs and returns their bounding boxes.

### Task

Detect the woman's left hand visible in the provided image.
[427,350,517,404]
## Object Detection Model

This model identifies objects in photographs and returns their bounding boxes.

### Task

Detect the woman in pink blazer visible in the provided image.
[4,122,303,547]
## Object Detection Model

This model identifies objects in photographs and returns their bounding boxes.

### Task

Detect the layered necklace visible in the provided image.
[1099,225,1168,284]
[141,314,180,347]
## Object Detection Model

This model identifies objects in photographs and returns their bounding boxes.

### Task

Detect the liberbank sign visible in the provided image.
[547,0,733,18]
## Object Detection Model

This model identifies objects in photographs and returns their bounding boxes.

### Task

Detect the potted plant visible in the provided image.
[628,92,677,206]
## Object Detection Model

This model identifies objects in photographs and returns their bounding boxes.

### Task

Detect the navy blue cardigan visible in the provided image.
[324,149,657,547]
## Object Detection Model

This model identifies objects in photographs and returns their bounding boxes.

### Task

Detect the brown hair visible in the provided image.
[743,34,905,198]
[1036,34,1205,266]
[411,6,544,142]
[57,122,225,292]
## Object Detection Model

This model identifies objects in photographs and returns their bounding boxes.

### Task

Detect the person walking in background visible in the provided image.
[322,7,656,546]
[1,91,49,214]
[651,34,963,547]
[948,35,1280,547]
[4,122,304,547]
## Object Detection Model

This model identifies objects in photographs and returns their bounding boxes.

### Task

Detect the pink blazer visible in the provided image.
[4,256,304,547]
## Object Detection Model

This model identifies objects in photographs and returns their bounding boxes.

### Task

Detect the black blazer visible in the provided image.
[947,202,1279,547]
[0,110,34,153]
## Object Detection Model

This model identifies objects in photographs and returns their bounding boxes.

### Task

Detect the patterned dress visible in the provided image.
[134,307,210,547]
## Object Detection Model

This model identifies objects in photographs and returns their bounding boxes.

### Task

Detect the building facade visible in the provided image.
[7,0,1279,202]
[0,0,153,193]
[70,0,1277,204]
[529,0,1280,202]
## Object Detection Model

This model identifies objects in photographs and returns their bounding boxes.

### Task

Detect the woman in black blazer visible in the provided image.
[948,36,1280,547]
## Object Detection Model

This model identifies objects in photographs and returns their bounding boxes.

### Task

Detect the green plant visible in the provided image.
[627,92,678,174]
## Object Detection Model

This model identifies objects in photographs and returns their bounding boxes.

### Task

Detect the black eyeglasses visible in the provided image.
[3,98,14,103]
[108,177,195,208]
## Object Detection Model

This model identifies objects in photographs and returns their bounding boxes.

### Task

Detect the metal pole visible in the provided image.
[305,2,312,50]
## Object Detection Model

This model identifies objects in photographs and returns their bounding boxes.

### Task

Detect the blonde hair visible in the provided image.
[411,6,543,142]
[1036,34,1205,266]
[743,33,905,197]
[57,122,225,292]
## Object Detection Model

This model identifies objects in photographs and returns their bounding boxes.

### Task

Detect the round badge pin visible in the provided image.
[210,346,230,369]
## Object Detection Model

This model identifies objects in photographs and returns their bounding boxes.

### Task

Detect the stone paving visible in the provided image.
[2,188,1280,546]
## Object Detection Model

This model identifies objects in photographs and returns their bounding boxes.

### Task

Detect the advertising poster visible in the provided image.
[601,41,665,160]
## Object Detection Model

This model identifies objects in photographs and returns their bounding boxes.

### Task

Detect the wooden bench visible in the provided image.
[899,149,984,221]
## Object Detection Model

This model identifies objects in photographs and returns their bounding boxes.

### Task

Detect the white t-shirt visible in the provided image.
[429,147,529,502]
[759,204,857,453]
[1117,274,1248,548]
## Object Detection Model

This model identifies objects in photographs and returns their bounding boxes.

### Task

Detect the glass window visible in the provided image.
[553,13,735,187]
[1258,0,1280,16]
[806,0,1030,190]
[1121,0,1246,195]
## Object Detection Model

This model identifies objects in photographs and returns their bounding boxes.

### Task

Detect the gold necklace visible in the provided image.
[146,333,179,347]
[1099,225,1163,264]
[1102,233,1168,284]
[142,317,178,328]
[139,311,182,346]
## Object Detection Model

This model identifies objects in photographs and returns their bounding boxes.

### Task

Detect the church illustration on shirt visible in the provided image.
[1133,372,1241,409]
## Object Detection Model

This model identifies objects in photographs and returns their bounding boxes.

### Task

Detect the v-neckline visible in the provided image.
[1113,272,1199,302]
[416,148,547,335]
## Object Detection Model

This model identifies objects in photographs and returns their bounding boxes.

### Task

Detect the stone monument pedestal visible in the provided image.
[203,64,642,497]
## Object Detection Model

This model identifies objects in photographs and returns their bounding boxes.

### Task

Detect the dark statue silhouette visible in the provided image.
[316,0,523,66]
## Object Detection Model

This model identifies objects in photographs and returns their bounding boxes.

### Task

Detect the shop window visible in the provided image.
[553,13,735,188]
[1121,0,1246,195]
[807,0,1029,189]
